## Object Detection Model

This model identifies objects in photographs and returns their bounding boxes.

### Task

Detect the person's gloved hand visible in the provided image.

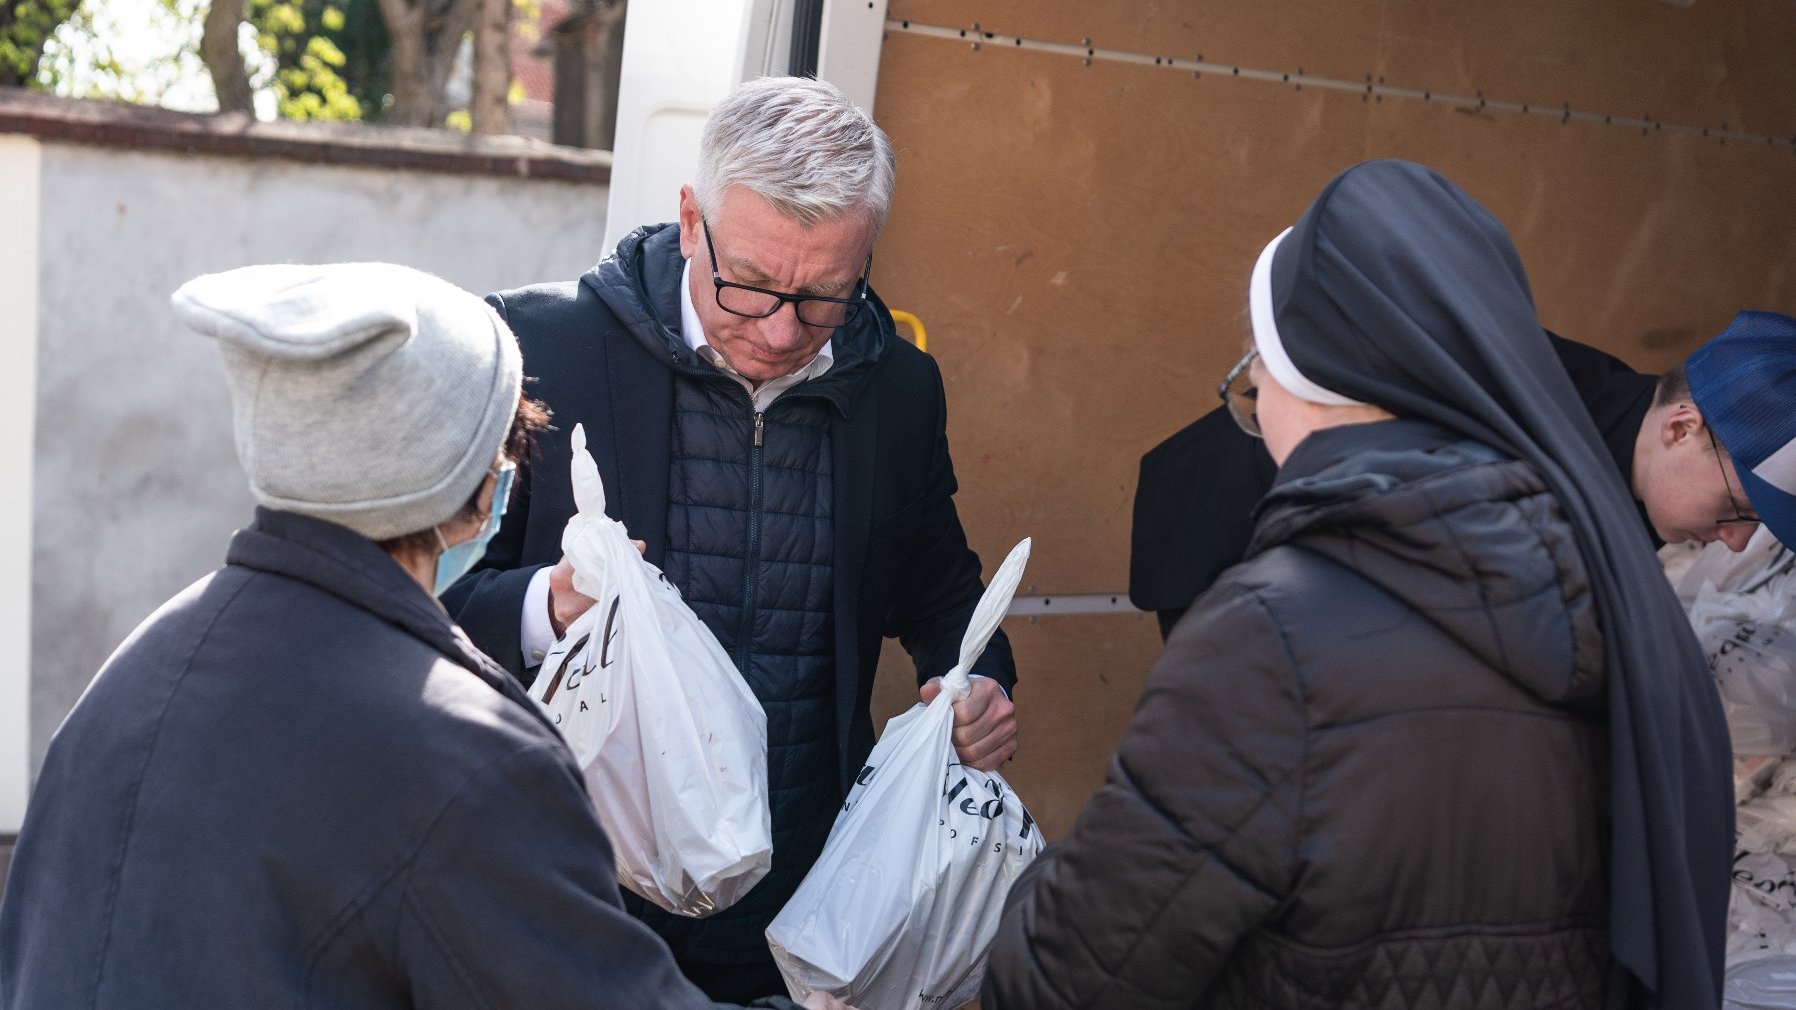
[919,673,1018,770]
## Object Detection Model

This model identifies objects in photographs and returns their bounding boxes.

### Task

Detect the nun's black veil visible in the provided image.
[1267,160,1731,1006]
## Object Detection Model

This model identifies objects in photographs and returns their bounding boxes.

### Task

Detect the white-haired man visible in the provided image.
[443,76,1019,1001]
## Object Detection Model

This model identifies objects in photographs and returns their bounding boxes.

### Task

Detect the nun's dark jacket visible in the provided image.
[984,419,1610,1010]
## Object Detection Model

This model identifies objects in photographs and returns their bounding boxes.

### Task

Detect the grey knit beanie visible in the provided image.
[171,262,523,541]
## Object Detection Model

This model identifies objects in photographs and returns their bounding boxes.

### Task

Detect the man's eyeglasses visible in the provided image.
[1708,427,1760,527]
[1220,348,1262,438]
[701,218,870,329]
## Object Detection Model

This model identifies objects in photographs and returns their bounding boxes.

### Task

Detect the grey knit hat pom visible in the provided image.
[172,263,523,541]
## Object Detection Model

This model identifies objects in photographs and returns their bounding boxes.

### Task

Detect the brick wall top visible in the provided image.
[0,88,611,184]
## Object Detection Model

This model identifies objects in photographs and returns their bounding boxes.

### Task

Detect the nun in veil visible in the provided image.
[983,160,1731,1010]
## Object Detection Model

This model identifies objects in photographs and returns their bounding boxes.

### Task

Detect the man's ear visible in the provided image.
[1661,401,1705,448]
[677,184,701,261]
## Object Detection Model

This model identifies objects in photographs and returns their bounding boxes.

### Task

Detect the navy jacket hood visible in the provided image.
[583,222,887,418]
[1255,420,1605,709]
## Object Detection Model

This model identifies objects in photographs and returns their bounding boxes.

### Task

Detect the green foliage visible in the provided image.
[27,0,536,127]
[512,0,540,44]
[1,0,83,86]
[36,0,216,109]
[248,0,390,121]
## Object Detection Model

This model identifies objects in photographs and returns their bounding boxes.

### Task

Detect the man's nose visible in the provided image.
[758,302,810,351]
[1717,522,1758,552]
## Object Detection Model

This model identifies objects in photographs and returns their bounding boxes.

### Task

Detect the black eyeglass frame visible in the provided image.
[1706,427,1761,527]
[700,218,872,329]
[1219,348,1262,438]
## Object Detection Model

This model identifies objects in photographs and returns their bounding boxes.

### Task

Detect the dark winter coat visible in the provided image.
[1130,333,1657,638]
[986,419,1611,1010]
[0,509,782,1010]
[442,222,1015,965]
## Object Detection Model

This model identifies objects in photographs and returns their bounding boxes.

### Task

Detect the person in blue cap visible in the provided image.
[984,160,1731,1010]
[1131,312,1793,640]
[1674,310,1796,548]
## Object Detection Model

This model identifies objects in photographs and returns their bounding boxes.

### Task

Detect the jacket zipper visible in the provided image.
[735,404,765,673]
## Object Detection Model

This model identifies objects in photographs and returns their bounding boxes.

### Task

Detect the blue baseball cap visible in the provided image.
[1687,310,1796,547]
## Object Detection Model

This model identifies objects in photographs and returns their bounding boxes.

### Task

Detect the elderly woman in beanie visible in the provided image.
[0,264,843,1010]
[983,161,1732,1010]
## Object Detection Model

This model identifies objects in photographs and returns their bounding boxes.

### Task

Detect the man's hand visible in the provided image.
[546,539,643,638]
[546,558,595,638]
[800,992,862,1010]
[919,674,1017,771]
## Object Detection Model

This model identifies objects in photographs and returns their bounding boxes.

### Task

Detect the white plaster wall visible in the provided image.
[30,144,609,774]
[0,137,41,833]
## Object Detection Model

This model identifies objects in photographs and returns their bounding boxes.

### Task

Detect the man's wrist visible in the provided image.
[968,672,1012,700]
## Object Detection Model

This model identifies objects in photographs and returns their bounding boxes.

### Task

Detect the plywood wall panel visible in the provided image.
[1351,102,1796,370]
[1374,0,1791,132]
[886,1,1796,135]
[872,12,1796,599]
[888,0,1395,84]
[870,31,1371,593]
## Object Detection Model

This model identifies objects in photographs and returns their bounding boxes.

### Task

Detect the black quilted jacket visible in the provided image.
[985,419,1611,1010]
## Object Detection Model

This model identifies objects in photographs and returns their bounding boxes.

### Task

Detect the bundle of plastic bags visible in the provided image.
[530,424,772,916]
[1671,530,1796,1000]
[767,537,1042,1010]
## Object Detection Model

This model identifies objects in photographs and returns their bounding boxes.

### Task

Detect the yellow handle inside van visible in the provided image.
[889,310,927,352]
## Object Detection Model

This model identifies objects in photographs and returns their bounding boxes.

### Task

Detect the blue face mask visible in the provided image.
[434,462,515,597]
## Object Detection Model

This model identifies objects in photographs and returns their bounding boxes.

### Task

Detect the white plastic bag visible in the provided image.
[1688,577,1796,756]
[1669,528,1796,756]
[767,538,1043,1010]
[530,423,771,917]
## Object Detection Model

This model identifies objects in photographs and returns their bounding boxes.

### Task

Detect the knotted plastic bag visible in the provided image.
[767,538,1043,1010]
[531,424,771,916]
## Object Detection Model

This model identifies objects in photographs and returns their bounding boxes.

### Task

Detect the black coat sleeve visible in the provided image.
[1129,406,1279,639]
[982,585,1302,1009]
[880,355,1016,695]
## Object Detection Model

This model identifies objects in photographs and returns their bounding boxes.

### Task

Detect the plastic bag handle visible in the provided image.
[568,423,607,516]
[942,537,1031,700]
[562,423,622,599]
